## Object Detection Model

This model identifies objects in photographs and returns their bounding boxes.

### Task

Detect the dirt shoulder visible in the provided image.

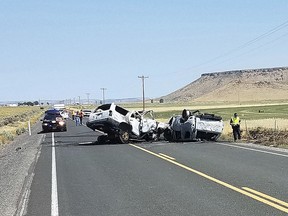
[0,122,44,216]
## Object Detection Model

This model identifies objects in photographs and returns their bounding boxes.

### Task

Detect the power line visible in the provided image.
[206,31,288,69]
[190,19,288,70]
[233,20,288,50]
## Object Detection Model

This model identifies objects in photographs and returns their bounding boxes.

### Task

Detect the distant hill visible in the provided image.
[161,67,288,102]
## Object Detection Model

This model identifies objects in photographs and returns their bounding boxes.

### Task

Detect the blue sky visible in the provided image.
[1,0,288,102]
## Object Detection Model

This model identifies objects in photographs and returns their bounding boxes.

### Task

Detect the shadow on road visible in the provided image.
[37,130,70,134]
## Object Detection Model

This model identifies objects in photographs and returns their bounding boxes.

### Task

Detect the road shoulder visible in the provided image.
[0,122,44,216]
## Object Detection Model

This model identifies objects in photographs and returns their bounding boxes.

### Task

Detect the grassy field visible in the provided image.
[117,102,288,147]
[121,102,288,120]
[80,101,288,131]
[2,102,288,147]
[0,106,44,145]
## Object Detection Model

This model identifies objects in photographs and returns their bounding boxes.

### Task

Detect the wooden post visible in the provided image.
[28,120,31,136]
[273,118,276,146]
[245,119,249,142]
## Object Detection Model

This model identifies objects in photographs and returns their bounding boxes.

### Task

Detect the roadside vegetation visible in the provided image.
[0,106,44,145]
[2,101,288,148]
[123,102,288,148]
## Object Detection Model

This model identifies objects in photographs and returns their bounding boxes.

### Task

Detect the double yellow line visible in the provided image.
[129,144,288,214]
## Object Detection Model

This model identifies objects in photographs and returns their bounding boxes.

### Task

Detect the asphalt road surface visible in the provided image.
[24,118,288,216]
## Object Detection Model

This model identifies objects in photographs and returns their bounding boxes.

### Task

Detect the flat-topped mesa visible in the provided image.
[160,66,288,102]
[201,67,288,77]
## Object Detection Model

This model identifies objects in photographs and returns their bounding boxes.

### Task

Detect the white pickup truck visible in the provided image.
[164,109,224,142]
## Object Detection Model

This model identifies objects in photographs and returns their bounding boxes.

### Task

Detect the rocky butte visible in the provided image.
[162,67,288,103]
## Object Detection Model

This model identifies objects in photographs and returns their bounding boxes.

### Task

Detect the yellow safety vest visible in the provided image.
[231,116,240,125]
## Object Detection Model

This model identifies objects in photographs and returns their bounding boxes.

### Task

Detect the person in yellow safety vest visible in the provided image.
[72,110,76,120]
[230,113,241,141]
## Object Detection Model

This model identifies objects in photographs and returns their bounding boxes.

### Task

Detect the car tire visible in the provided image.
[60,127,66,132]
[118,130,129,144]
[163,128,172,141]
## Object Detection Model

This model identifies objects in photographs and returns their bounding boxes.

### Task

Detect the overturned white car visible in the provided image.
[164,109,224,142]
[86,103,167,143]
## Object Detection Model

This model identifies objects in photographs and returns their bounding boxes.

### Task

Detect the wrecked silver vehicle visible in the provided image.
[164,109,224,142]
[86,103,167,144]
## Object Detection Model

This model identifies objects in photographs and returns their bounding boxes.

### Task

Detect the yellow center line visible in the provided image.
[129,144,288,214]
[242,187,288,208]
[158,153,176,160]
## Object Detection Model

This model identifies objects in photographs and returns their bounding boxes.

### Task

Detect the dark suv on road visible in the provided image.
[41,109,67,132]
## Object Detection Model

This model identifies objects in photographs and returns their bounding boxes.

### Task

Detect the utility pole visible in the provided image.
[78,96,81,105]
[86,93,90,105]
[100,88,107,104]
[138,75,149,111]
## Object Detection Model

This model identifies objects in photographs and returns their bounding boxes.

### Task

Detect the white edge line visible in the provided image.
[51,132,59,216]
[18,134,46,216]
[19,190,29,216]
[215,142,288,158]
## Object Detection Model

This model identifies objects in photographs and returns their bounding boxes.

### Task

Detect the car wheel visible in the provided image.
[118,130,129,144]
[163,128,172,141]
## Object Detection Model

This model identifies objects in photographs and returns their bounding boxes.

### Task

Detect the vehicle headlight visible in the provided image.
[52,120,56,123]
[59,121,65,126]
[43,123,48,126]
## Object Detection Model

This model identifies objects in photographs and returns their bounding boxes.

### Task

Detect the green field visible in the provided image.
[119,102,288,148]
[154,104,288,122]
[119,102,288,122]
[1,102,288,147]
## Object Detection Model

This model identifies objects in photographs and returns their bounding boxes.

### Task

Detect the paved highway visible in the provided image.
[24,118,288,216]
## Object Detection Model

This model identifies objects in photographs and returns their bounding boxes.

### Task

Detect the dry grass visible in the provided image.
[244,118,288,130]
[247,128,288,148]
[0,106,44,145]
[222,118,288,134]
[0,106,39,118]
[220,118,288,147]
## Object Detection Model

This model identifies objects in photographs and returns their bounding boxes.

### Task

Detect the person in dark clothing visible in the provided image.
[75,111,80,126]
[79,110,84,125]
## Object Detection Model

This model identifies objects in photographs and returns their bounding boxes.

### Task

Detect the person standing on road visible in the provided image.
[72,110,75,120]
[75,111,80,126]
[79,110,84,125]
[230,113,241,141]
